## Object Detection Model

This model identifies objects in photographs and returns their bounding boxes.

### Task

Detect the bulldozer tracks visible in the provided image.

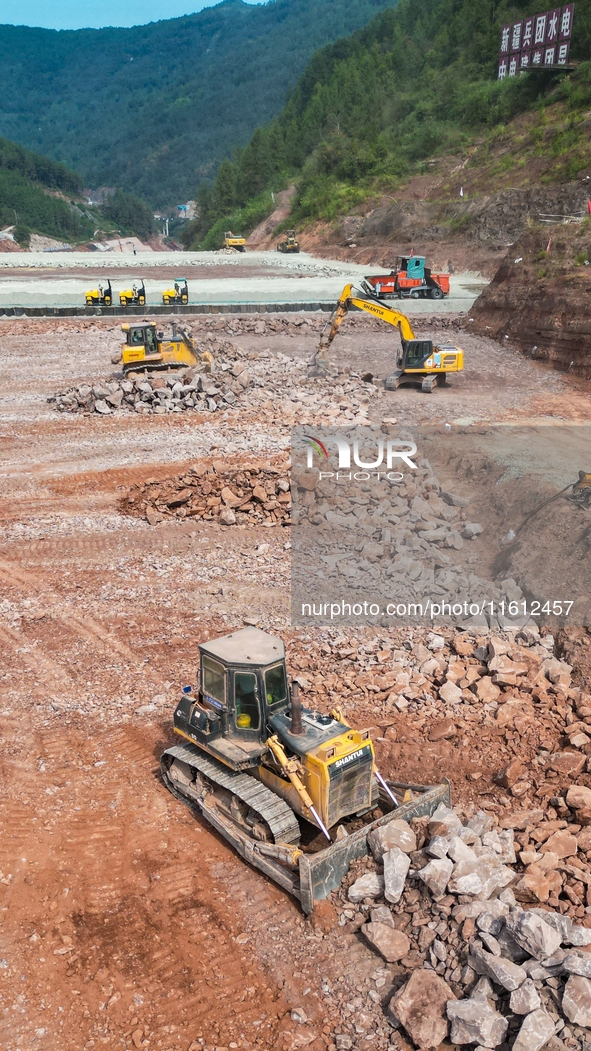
[162,741,302,846]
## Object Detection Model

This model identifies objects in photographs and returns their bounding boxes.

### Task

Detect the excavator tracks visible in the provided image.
[161,742,301,847]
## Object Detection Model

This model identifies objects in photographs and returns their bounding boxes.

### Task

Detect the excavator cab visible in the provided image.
[399,339,434,368]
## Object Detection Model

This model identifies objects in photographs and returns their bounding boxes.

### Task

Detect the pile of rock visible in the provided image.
[120,459,291,527]
[49,356,250,417]
[337,802,591,1050]
[292,454,536,631]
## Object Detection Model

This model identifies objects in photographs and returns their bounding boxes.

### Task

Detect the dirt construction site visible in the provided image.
[3,251,591,1051]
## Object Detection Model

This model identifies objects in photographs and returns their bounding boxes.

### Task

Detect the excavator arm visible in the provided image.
[311,283,417,370]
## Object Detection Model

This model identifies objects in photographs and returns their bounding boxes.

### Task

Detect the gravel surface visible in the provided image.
[1,300,590,1051]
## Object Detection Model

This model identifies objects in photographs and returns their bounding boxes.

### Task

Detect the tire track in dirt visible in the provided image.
[0,716,300,1051]
[0,622,74,692]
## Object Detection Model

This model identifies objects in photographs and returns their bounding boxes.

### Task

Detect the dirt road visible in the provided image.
[1,307,590,1051]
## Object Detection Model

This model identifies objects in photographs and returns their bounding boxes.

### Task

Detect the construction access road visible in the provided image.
[1,292,591,1051]
[0,250,485,311]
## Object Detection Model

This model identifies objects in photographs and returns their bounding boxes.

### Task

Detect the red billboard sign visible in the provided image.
[499,5,575,77]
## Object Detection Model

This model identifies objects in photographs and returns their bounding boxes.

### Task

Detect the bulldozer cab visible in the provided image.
[125,323,158,353]
[173,627,288,764]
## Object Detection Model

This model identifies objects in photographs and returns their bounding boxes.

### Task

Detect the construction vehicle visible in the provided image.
[223,231,246,252]
[161,626,449,910]
[162,278,189,305]
[277,230,300,254]
[119,281,146,307]
[310,282,463,392]
[119,321,199,373]
[364,256,450,300]
[85,279,112,306]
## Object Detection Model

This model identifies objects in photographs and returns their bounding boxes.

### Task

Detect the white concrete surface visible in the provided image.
[0,251,487,311]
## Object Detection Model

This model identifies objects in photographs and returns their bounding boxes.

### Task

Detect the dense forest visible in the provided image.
[185,0,591,248]
[0,137,93,245]
[0,136,159,246]
[0,0,397,207]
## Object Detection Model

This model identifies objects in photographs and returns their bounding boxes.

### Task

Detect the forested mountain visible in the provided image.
[186,0,591,248]
[0,137,94,245]
[0,0,397,208]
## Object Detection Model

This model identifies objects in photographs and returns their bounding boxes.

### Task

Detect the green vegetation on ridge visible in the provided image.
[185,0,591,248]
[0,0,398,207]
[0,136,158,246]
[0,137,93,245]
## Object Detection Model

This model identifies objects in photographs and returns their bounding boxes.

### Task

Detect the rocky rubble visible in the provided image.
[49,333,252,416]
[293,451,529,631]
[335,801,591,1050]
[47,314,393,424]
[120,457,291,527]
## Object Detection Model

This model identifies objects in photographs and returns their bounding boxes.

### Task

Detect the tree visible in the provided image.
[101,190,155,241]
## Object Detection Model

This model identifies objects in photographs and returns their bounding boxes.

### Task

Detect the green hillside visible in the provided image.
[0,0,398,208]
[186,0,591,247]
[0,138,94,245]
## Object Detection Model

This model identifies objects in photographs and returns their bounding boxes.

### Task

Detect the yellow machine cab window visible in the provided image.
[265,663,287,708]
[202,655,226,705]
[234,672,260,730]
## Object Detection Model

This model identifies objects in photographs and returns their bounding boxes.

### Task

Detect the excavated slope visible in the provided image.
[469,224,591,378]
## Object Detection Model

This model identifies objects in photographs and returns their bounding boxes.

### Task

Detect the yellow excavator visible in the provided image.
[311,282,464,392]
[161,626,449,911]
[119,321,202,374]
[223,231,246,252]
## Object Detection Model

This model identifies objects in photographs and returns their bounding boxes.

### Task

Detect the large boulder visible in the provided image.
[389,969,455,1047]
[361,922,410,963]
[562,974,591,1026]
[446,998,508,1048]
[383,847,410,904]
[511,1008,556,1051]
[505,910,562,960]
[367,819,416,858]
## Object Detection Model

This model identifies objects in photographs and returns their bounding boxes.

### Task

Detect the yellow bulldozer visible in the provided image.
[223,231,246,252]
[161,626,449,911]
[119,321,200,374]
[85,279,112,306]
[311,282,464,392]
[162,278,189,305]
[119,281,146,307]
[277,230,300,254]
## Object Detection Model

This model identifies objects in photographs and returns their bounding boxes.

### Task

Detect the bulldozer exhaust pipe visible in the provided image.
[289,682,305,736]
